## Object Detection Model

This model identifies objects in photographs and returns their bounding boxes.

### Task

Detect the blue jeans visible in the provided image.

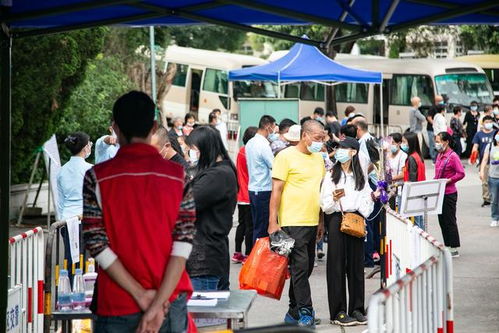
[249,191,271,242]
[427,130,437,162]
[414,216,424,230]
[489,177,499,221]
[94,293,187,333]
[190,275,221,291]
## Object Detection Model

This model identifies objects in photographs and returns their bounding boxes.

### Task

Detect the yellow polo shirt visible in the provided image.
[272,147,325,227]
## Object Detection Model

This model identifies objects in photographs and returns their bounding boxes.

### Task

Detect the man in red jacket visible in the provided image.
[82,91,195,333]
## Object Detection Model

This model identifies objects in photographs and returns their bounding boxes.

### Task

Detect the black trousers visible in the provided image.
[282,226,317,314]
[249,191,271,242]
[327,213,365,319]
[235,204,253,255]
[437,192,460,248]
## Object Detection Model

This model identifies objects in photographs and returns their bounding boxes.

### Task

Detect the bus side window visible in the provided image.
[390,74,433,106]
[203,68,228,95]
[170,63,188,87]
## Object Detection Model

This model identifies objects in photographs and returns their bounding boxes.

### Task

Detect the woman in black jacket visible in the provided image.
[185,126,238,290]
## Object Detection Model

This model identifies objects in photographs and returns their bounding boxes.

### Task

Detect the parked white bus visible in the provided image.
[455,54,499,97]
[162,45,271,126]
[162,46,326,129]
[334,58,495,133]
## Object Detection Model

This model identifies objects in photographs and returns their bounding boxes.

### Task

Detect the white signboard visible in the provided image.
[42,134,62,220]
[6,285,22,333]
[399,179,447,218]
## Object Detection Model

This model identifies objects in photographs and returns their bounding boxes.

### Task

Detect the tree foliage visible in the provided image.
[460,25,499,54]
[56,54,136,164]
[12,28,106,184]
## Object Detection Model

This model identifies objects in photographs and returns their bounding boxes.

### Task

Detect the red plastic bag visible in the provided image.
[239,237,289,300]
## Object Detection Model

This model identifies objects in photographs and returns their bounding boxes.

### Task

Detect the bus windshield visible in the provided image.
[233,81,278,99]
[435,73,493,105]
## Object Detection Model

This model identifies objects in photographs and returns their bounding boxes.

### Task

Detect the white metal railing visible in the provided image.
[369,209,454,333]
[8,227,45,333]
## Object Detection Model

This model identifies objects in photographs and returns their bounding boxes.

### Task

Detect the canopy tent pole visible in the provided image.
[277,71,281,98]
[380,81,384,138]
[0,24,12,333]
[149,26,157,109]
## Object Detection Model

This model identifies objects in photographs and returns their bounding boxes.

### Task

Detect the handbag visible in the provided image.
[339,200,366,238]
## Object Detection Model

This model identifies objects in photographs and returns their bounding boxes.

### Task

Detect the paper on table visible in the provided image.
[187,298,218,307]
[66,216,80,263]
[192,291,230,300]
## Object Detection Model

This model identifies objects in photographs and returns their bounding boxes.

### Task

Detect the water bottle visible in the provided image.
[57,269,72,311]
[83,258,97,306]
[72,269,86,311]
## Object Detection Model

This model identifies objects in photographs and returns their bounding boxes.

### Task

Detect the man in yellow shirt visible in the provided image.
[268,120,325,328]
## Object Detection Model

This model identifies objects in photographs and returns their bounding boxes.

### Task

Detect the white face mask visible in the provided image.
[189,149,199,166]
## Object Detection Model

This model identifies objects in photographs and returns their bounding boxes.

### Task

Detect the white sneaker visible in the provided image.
[490,221,498,227]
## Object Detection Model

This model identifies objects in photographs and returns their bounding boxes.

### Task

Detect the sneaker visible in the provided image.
[231,252,245,263]
[284,311,298,325]
[351,310,367,325]
[450,248,460,258]
[482,201,491,207]
[373,252,380,262]
[298,307,315,328]
[332,311,357,326]
[317,249,325,260]
[491,221,498,227]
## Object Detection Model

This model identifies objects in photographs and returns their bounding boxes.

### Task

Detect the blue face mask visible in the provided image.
[401,144,409,153]
[335,148,351,163]
[470,105,478,112]
[268,133,279,142]
[390,145,399,154]
[307,141,323,153]
[439,101,445,105]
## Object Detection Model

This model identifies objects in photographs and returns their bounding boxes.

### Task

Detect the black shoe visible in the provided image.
[351,310,368,325]
[482,201,491,207]
[332,311,357,326]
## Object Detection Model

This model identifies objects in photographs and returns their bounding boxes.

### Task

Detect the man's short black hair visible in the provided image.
[278,118,296,133]
[313,107,325,117]
[483,115,495,123]
[389,132,403,144]
[258,115,276,129]
[113,91,155,142]
[341,124,358,138]
[326,110,336,118]
[300,116,312,126]
[209,112,217,124]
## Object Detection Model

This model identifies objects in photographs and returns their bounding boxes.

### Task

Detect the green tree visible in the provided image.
[460,25,499,54]
[56,54,136,164]
[11,28,106,184]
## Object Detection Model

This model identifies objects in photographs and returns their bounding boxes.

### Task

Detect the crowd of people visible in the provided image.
[53,90,499,331]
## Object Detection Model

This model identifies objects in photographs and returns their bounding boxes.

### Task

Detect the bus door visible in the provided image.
[189,68,203,116]
[373,79,390,128]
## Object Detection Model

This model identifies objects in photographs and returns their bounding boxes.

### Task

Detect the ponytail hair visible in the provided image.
[437,131,455,149]
[64,132,90,156]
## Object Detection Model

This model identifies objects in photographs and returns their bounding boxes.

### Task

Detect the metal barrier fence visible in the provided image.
[8,227,45,333]
[369,209,454,333]
[43,218,92,332]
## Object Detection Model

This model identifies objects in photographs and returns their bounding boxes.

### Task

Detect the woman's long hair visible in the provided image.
[186,125,236,176]
[403,132,423,160]
[437,131,455,150]
[331,151,365,191]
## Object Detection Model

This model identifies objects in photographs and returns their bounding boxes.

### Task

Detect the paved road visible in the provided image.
[226,162,499,332]
[9,162,499,332]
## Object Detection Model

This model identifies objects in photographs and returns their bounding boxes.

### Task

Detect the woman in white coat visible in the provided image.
[320,137,375,327]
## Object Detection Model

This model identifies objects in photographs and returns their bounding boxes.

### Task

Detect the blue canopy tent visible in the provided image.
[228,39,383,132]
[229,41,382,84]
[0,1,498,329]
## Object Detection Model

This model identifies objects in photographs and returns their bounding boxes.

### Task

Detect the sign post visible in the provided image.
[399,179,447,231]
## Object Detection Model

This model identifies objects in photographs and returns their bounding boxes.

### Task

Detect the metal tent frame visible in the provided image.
[1,1,498,330]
